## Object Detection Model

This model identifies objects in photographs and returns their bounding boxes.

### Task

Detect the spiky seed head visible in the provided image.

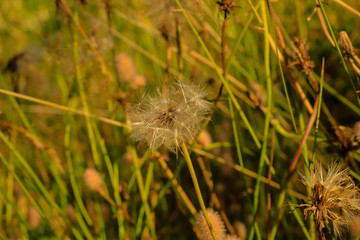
[299,163,360,239]
[115,53,136,82]
[226,235,241,240]
[129,82,212,152]
[196,208,226,240]
[83,168,102,191]
[351,216,360,237]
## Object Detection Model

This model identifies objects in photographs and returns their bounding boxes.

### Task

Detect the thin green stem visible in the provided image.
[113,163,125,240]
[129,146,157,240]
[311,59,325,164]
[64,124,93,227]
[72,8,100,167]
[249,2,272,238]
[0,131,62,213]
[174,0,260,148]
[180,143,217,240]
[317,0,360,108]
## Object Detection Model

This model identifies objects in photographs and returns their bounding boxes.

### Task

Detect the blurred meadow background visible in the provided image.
[1,0,360,239]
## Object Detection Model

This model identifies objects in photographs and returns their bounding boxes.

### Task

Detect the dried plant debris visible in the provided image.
[338,31,357,59]
[285,37,315,76]
[298,163,360,239]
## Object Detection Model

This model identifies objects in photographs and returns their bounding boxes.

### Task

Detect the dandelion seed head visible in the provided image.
[129,82,212,152]
[300,163,360,239]
[196,208,226,240]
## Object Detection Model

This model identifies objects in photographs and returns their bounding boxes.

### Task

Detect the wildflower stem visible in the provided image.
[180,143,217,240]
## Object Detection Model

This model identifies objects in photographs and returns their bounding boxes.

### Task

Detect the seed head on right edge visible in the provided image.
[299,163,360,239]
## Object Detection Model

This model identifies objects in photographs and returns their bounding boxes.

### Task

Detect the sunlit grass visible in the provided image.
[1,0,360,239]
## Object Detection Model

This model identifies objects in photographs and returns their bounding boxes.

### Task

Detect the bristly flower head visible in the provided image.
[196,208,226,240]
[299,163,360,239]
[129,82,212,152]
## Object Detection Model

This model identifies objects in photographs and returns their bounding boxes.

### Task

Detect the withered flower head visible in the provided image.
[299,163,360,239]
[338,31,355,59]
[129,82,212,152]
[291,37,315,75]
[217,0,238,18]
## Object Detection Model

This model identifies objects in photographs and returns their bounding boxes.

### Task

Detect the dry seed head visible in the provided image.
[217,0,238,18]
[226,235,241,240]
[335,125,357,151]
[83,168,103,191]
[115,53,136,82]
[351,216,360,237]
[129,82,212,152]
[338,31,355,59]
[300,163,360,239]
[196,208,226,240]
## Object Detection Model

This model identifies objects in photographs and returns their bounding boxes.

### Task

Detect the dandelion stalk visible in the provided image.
[181,143,217,240]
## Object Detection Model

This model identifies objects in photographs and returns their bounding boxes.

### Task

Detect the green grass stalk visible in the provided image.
[180,143,217,240]
[249,2,272,238]
[129,146,157,240]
